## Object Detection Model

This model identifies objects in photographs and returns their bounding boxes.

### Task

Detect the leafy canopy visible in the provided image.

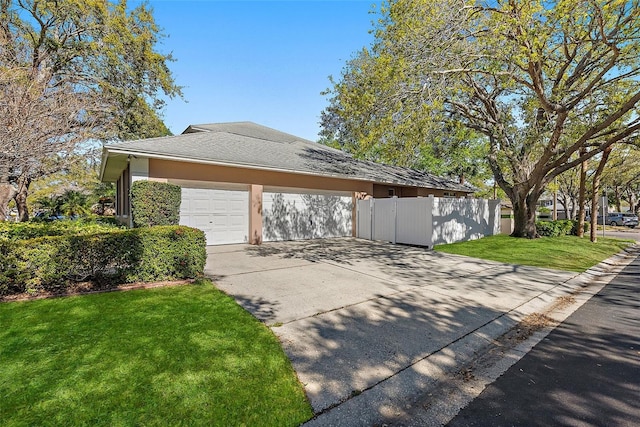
[0,0,180,220]
[322,0,640,237]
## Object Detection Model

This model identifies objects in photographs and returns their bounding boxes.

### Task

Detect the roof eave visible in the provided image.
[98,145,109,181]
[101,146,473,192]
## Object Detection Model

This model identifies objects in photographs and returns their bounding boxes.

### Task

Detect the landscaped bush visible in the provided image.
[125,226,206,283]
[536,219,585,237]
[0,226,206,297]
[130,181,182,227]
[1,217,122,241]
[570,220,590,236]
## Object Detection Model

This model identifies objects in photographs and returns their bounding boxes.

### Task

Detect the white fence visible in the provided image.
[356,196,501,248]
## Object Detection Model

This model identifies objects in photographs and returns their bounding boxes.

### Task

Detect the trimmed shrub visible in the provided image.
[536,219,582,237]
[131,181,182,227]
[1,218,122,241]
[122,226,207,283]
[570,220,589,236]
[0,226,206,296]
[0,240,21,296]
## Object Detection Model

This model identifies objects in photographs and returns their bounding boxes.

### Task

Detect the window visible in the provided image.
[388,188,395,197]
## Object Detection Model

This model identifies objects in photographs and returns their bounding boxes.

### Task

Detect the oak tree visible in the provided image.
[602,146,640,213]
[0,0,179,221]
[322,0,640,238]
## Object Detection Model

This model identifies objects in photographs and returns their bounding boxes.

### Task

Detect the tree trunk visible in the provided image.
[590,189,599,243]
[14,176,31,222]
[570,191,578,220]
[577,152,588,237]
[510,190,539,238]
[613,185,622,213]
[560,194,570,220]
[0,183,19,221]
[590,146,613,243]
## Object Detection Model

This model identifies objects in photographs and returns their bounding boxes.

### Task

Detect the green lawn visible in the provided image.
[434,234,634,272]
[0,281,312,427]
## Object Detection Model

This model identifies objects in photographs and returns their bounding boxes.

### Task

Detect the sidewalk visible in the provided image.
[301,244,639,426]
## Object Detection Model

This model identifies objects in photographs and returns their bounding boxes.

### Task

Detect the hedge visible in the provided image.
[0,226,206,297]
[536,219,589,237]
[131,181,182,227]
[0,217,122,241]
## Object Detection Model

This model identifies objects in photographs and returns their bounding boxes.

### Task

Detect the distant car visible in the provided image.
[32,211,67,222]
[586,212,639,228]
[606,212,638,228]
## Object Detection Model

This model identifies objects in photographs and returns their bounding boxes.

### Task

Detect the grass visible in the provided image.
[434,234,634,272]
[0,281,312,426]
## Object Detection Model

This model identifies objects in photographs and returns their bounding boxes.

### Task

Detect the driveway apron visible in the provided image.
[205,238,578,416]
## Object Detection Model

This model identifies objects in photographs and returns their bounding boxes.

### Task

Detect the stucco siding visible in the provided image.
[149,159,373,194]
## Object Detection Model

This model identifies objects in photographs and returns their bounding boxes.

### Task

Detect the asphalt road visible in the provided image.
[447,251,640,427]
[600,227,640,242]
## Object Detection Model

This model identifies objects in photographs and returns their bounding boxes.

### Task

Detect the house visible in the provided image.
[100,122,475,245]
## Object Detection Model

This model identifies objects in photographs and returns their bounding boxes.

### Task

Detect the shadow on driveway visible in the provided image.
[206,238,578,416]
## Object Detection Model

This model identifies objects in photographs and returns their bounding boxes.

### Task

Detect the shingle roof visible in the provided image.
[103,122,474,192]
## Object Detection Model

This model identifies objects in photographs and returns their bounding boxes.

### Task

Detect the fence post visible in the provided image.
[427,195,434,248]
[356,199,360,238]
[392,196,398,244]
[370,198,375,241]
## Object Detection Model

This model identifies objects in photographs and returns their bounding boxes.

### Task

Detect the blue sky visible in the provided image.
[146,1,380,141]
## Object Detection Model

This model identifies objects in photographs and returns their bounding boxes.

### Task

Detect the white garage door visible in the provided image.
[180,187,249,245]
[262,190,352,242]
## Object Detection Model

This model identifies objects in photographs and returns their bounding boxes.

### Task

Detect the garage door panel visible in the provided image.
[263,191,352,242]
[209,215,226,227]
[190,215,212,228]
[191,200,210,212]
[211,206,227,214]
[180,187,249,245]
[230,200,245,211]
[229,215,245,227]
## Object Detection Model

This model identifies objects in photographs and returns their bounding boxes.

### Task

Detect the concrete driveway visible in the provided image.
[205,238,580,420]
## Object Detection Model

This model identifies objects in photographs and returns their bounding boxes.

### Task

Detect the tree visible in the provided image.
[0,0,180,221]
[589,146,613,242]
[59,190,90,217]
[322,0,640,238]
[556,166,582,220]
[601,145,640,213]
[28,149,108,212]
[320,49,491,185]
[0,59,87,220]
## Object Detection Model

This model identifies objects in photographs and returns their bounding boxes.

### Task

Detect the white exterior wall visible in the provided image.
[129,157,149,183]
[501,208,514,235]
[357,196,501,248]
